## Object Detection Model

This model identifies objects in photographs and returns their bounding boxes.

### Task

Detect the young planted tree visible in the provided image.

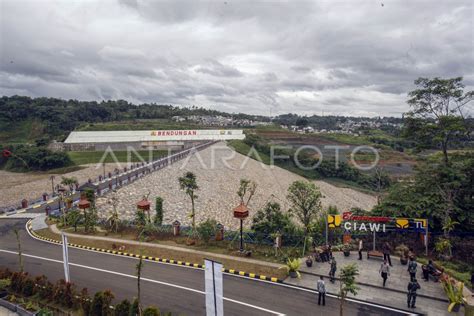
[13,229,23,273]
[107,194,120,233]
[237,178,257,206]
[287,181,322,256]
[339,263,359,316]
[405,77,473,165]
[135,245,144,315]
[178,172,199,230]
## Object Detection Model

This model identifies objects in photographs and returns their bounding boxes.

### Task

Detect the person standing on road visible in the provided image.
[358,239,363,260]
[379,259,390,287]
[408,256,417,280]
[382,242,392,266]
[329,257,337,283]
[317,276,326,306]
[407,278,421,308]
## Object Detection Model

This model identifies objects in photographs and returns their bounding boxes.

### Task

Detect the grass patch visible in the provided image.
[35,227,287,280]
[68,150,169,165]
[227,139,376,193]
[0,119,45,144]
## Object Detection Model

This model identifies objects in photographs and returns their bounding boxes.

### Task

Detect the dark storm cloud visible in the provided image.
[0,0,473,116]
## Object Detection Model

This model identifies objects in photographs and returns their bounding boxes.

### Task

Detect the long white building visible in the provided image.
[58,129,245,151]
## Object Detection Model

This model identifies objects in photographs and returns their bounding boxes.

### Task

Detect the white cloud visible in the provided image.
[0,0,472,117]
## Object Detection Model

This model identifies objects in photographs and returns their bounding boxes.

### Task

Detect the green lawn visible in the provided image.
[0,119,45,144]
[68,150,169,165]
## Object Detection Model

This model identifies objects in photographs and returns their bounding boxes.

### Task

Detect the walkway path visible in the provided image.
[285,252,460,316]
[48,224,282,269]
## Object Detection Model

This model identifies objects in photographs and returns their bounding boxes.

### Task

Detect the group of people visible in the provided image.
[314,241,427,310]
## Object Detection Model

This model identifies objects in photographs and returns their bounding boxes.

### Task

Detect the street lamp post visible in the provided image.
[233,203,249,253]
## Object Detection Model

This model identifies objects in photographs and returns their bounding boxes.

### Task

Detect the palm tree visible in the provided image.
[178,172,199,230]
[61,176,77,192]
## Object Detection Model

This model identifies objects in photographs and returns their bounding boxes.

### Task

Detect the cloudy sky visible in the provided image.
[1,0,473,117]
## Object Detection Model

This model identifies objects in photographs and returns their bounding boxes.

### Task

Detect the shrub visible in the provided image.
[91,290,114,316]
[154,197,163,226]
[22,278,35,296]
[280,258,301,277]
[10,272,27,293]
[143,306,161,316]
[0,278,11,290]
[135,210,147,227]
[197,219,218,243]
[130,298,140,316]
[52,279,76,308]
[79,288,92,315]
[114,299,131,316]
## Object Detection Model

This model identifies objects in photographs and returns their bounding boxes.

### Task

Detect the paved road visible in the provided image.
[0,219,416,315]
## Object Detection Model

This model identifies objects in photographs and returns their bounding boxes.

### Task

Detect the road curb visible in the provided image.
[26,221,283,284]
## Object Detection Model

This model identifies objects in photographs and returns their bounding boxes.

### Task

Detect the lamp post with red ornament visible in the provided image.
[233,202,249,253]
[137,198,151,222]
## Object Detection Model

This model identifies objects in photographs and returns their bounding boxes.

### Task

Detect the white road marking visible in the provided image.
[23,221,417,315]
[0,249,285,315]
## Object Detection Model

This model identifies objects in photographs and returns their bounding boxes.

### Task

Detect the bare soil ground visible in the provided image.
[0,163,122,207]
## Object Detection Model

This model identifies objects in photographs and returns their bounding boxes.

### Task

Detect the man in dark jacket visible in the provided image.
[382,242,392,266]
[407,278,421,308]
[408,256,417,280]
[329,257,337,283]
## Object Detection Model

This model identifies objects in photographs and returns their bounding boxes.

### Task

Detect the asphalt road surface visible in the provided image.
[0,219,416,315]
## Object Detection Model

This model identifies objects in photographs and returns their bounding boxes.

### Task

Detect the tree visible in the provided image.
[65,210,82,232]
[134,233,146,316]
[13,229,23,273]
[154,197,163,226]
[373,158,473,234]
[373,167,389,205]
[405,77,473,165]
[237,178,257,206]
[178,172,199,230]
[339,264,359,316]
[287,181,322,256]
[61,176,78,192]
[107,194,120,233]
[251,202,295,238]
